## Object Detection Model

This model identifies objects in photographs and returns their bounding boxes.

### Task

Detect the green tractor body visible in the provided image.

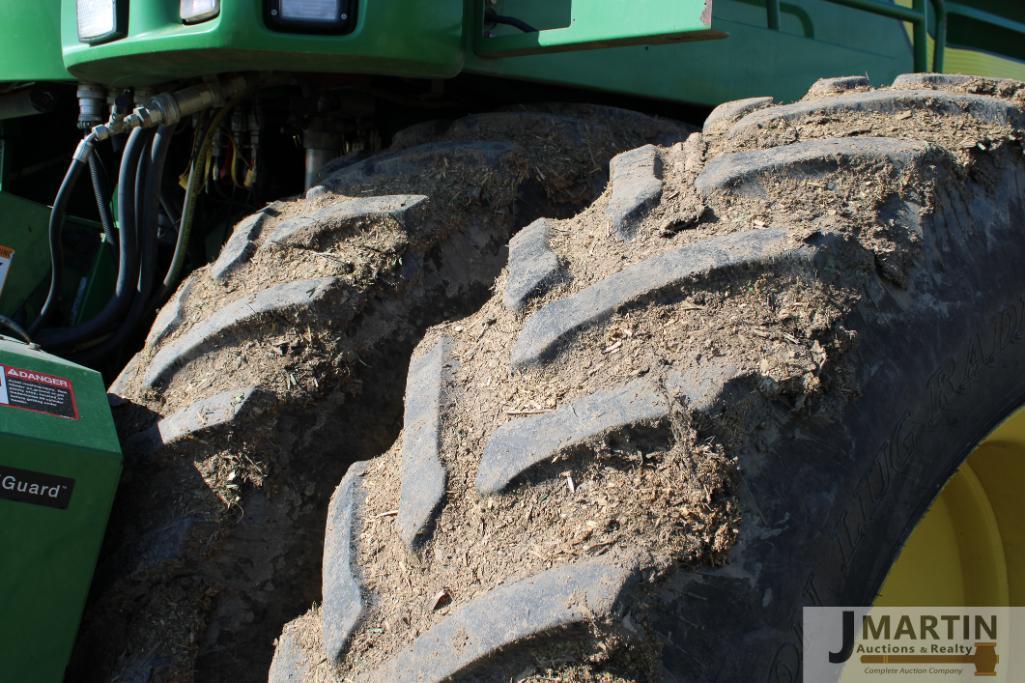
[1,0,1025,680]
[0,337,121,682]
[0,0,1018,100]
[1,0,940,100]
[2,0,1024,320]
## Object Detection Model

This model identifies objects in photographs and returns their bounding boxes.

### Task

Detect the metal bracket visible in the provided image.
[473,0,725,59]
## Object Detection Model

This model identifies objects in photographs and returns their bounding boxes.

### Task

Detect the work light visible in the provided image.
[181,0,220,23]
[76,0,125,44]
[266,0,355,33]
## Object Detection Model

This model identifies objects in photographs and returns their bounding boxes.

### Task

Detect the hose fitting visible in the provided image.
[72,133,96,164]
[93,74,254,139]
[76,84,108,131]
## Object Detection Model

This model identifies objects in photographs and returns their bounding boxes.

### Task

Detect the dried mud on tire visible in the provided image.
[273,75,1025,681]
[69,107,690,682]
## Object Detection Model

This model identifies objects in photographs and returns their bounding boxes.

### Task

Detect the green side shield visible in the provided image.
[0,0,70,81]
[0,337,122,682]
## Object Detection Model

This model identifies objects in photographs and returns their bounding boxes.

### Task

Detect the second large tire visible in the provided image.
[273,73,1025,681]
[70,106,689,682]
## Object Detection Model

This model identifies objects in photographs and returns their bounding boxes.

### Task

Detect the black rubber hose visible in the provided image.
[28,147,90,335]
[79,124,176,362]
[0,315,32,344]
[88,151,118,263]
[116,127,151,305]
[155,106,229,304]
[35,127,151,350]
[135,133,150,234]
[484,8,538,33]
[159,190,180,226]
[129,126,174,323]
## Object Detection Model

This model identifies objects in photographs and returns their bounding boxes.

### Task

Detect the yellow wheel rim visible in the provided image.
[877,404,1025,606]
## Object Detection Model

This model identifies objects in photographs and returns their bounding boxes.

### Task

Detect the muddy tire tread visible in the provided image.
[279,73,1025,683]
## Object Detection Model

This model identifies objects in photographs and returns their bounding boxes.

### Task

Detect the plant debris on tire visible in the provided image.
[69,107,690,682]
[272,74,1025,681]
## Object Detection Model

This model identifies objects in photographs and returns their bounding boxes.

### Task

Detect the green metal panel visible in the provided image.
[61,0,466,86]
[0,131,113,321]
[465,0,915,106]
[0,336,122,682]
[474,0,722,57]
[0,192,54,318]
[74,236,117,325]
[51,0,1025,103]
[0,0,72,82]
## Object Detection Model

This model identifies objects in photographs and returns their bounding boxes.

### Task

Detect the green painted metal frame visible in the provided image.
[0,130,114,321]
[465,0,918,106]
[474,0,1025,95]
[764,0,950,72]
[805,0,1025,74]
[836,0,942,72]
[471,0,723,58]
[0,0,1020,99]
[945,2,1025,35]
[60,0,467,85]
[0,1,71,82]
[0,192,54,319]
[0,336,122,682]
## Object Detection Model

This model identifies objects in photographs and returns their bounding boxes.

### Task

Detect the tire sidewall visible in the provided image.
[789,159,1025,680]
[651,151,1025,682]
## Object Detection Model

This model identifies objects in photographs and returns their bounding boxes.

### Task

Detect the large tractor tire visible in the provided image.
[70,107,690,681]
[270,74,1025,681]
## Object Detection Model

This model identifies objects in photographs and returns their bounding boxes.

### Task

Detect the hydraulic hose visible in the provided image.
[155,104,232,304]
[88,151,118,263]
[133,133,151,286]
[84,124,176,360]
[142,125,177,295]
[0,315,32,344]
[36,127,151,350]
[28,137,94,335]
[484,9,538,33]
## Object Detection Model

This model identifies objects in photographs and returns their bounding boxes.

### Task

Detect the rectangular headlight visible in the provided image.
[282,0,338,21]
[266,0,355,34]
[181,0,220,24]
[77,0,125,44]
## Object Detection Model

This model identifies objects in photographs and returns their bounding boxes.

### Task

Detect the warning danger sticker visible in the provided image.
[0,244,13,299]
[0,364,79,420]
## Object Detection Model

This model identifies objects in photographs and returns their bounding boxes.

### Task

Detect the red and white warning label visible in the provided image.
[0,364,79,420]
[0,244,13,299]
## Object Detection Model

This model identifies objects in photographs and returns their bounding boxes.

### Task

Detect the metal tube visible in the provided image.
[822,0,923,24]
[303,120,341,190]
[945,2,1025,34]
[931,0,947,72]
[821,0,934,72]
[912,0,928,73]
[305,148,336,190]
